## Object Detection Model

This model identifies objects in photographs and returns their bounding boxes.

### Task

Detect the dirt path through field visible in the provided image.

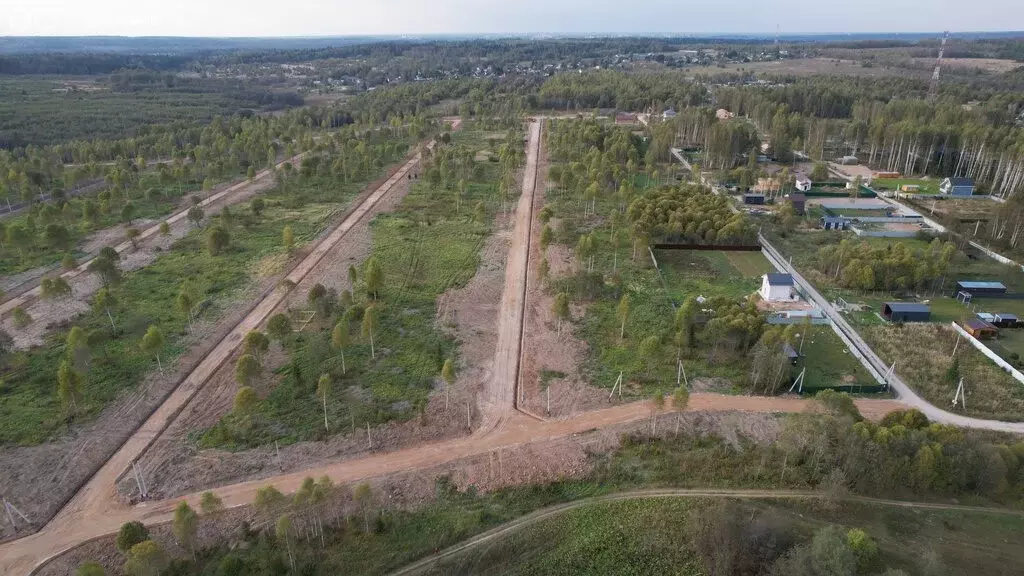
[389,487,1024,576]
[0,393,904,574]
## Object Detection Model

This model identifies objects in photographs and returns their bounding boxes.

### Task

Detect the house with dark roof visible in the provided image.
[759,273,797,302]
[995,313,1019,328]
[789,193,806,215]
[881,302,931,323]
[743,193,765,205]
[954,280,1007,298]
[940,177,975,196]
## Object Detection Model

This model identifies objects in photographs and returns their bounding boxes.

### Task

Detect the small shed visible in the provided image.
[881,302,931,323]
[795,175,812,192]
[743,193,766,205]
[789,193,806,216]
[940,177,975,196]
[977,312,997,323]
[839,155,859,165]
[962,318,998,339]
[782,342,800,365]
[994,313,1019,328]
[760,273,797,302]
[955,281,1007,298]
[820,216,849,231]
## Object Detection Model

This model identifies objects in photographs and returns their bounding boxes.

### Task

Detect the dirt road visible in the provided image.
[0,393,903,574]
[479,120,542,428]
[0,118,904,574]
[389,487,1024,575]
[0,151,305,317]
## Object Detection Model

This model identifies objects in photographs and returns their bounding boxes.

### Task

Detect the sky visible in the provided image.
[3,0,1023,37]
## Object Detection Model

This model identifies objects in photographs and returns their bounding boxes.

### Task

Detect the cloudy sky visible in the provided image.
[4,0,1022,37]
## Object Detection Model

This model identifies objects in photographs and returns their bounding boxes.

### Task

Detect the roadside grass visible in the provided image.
[862,323,1024,421]
[871,178,941,194]
[0,146,407,446]
[199,135,506,449]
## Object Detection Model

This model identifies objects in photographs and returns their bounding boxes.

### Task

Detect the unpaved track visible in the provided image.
[2,394,904,574]
[0,119,905,575]
[479,120,542,430]
[388,487,1024,575]
[0,152,305,317]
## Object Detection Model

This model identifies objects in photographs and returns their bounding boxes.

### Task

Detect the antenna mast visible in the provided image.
[927,31,949,103]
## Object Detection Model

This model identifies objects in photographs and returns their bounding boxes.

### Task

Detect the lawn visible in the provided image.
[796,325,877,392]
[724,250,774,277]
[871,178,941,195]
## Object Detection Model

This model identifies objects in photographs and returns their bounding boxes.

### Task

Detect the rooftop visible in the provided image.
[945,177,974,186]
[765,273,794,286]
[963,318,997,331]
[957,281,1007,290]
[884,302,930,313]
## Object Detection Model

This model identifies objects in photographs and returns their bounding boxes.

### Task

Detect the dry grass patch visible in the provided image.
[863,323,1024,421]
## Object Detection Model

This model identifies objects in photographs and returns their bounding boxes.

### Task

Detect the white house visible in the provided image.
[794,175,812,192]
[662,108,677,120]
[759,273,797,302]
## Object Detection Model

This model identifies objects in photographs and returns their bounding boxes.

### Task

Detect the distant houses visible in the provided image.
[759,273,797,302]
[940,177,975,196]
[881,302,931,323]
[662,108,677,120]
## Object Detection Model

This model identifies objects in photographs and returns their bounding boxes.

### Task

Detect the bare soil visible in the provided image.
[38,408,781,576]
[519,140,606,418]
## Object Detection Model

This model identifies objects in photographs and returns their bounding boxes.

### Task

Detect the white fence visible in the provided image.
[949,322,1024,385]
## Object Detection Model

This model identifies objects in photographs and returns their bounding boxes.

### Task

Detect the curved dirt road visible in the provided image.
[388,487,1024,575]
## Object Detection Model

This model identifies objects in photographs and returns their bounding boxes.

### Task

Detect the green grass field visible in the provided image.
[797,326,877,392]
[723,250,774,277]
[872,178,941,195]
